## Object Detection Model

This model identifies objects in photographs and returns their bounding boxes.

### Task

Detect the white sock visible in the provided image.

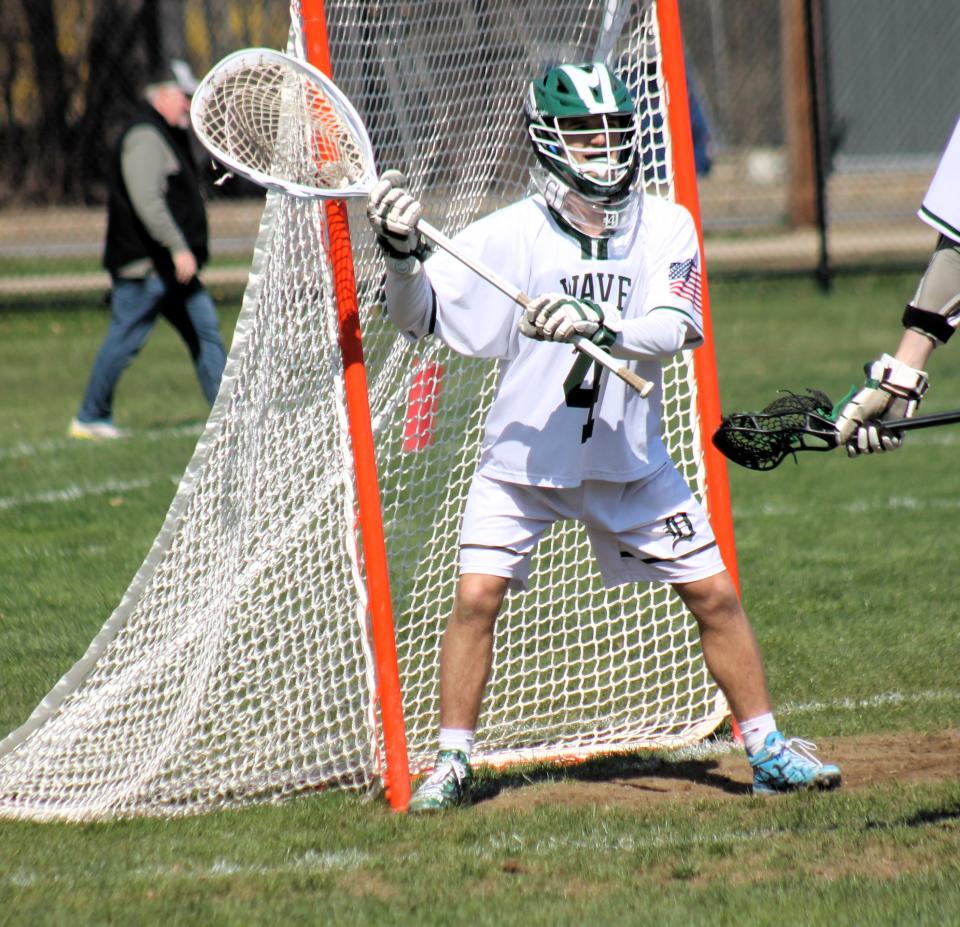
[438,728,475,760]
[738,712,778,757]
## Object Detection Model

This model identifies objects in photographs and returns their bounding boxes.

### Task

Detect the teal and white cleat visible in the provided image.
[408,749,473,813]
[749,732,841,795]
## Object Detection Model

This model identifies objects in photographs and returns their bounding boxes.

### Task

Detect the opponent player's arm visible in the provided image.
[897,238,960,360]
[834,249,960,454]
[888,328,937,370]
[834,131,960,455]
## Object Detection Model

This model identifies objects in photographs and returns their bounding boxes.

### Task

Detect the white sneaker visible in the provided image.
[68,418,126,440]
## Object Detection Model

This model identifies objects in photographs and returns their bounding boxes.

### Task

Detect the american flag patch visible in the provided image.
[668,257,702,311]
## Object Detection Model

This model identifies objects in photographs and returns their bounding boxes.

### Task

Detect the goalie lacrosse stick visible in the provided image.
[712,389,960,471]
[190,48,653,398]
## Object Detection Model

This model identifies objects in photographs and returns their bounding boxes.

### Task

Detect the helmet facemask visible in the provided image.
[525,63,641,237]
[527,111,639,198]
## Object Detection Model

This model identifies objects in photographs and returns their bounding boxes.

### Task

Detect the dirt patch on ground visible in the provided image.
[477,729,960,812]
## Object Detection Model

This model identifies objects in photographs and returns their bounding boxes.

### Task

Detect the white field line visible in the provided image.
[6,849,369,888]
[734,494,960,518]
[0,828,832,888]
[0,476,177,510]
[779,688,960,715]
[0,423,203,462]
[1,423,201,508]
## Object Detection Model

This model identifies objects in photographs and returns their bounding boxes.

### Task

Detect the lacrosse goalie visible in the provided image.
[368,62,841,810]
[836,114,960,455]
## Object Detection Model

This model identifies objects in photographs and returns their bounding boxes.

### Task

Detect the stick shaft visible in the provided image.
[418,219,654,398]
[884,408,960,431]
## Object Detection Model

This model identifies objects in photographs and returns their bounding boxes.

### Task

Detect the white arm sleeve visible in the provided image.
[609,202,705,360]
[383,263,435,340]
[610,307,702,359]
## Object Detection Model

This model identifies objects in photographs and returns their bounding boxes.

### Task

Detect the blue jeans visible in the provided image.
[77,275,226,422]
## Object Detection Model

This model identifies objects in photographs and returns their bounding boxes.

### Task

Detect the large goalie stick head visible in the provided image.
[189,48,377,199]
[712,390,839,471]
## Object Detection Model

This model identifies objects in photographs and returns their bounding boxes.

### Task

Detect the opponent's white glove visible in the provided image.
[366,169,425,272]
[834,352,928,457]
[519,293,618,346]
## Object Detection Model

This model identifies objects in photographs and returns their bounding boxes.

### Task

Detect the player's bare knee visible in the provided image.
[453,573,507,629]
[672,571,744,627]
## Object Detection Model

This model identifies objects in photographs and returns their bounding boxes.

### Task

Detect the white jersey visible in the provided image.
[920,116,960,242]
[406,194,704,487]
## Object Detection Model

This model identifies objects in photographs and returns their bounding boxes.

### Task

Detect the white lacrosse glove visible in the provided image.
[519,293,619,347]
[834,353,928,457]
[366,169,427,272]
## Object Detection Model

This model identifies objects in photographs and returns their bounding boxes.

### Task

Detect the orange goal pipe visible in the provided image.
[657,0,742,739]
[299,0,412,810]
[657,0,739,590]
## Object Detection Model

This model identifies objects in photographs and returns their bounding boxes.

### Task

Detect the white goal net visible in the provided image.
[0,0,729,821]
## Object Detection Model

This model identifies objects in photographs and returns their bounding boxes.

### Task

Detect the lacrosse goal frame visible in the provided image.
[297,0,740,811]
[298,1,412,810]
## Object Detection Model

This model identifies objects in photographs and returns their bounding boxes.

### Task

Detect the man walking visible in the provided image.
[70,59,226,439]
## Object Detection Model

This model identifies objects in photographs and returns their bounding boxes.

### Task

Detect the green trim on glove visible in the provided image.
[590,326,617,349]
[829,385,858,422]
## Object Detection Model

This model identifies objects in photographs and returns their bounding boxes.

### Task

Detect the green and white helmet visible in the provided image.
[524,62,639,201]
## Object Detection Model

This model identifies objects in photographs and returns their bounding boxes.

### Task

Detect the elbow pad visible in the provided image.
[902,303,957,344]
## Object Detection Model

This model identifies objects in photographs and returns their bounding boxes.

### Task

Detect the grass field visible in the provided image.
[1,272,958,925]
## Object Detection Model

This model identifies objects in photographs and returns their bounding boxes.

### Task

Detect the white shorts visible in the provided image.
[459,464,726,591]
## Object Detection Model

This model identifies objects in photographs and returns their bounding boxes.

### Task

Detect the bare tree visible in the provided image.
[76,0,148,203]
[0,12,26,200]
[1,0,288,205]
[16,0,70,201]
[156,0,189,61]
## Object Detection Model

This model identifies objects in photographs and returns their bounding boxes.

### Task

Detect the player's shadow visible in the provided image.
[471,745,751,804]
[901,803,960,828]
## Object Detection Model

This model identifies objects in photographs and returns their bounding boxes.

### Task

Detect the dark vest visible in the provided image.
[102,103,209,281]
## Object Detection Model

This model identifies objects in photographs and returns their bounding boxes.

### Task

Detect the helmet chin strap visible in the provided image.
[530,168,642,240]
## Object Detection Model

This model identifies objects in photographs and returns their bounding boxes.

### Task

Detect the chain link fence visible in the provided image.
[684,0,958,279]
[1,0,958,305]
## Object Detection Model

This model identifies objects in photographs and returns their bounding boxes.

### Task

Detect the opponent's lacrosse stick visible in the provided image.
[190,48,653,398]
[712,389,960,471]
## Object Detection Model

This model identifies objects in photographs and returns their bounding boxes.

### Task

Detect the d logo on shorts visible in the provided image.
[664,512,695,549]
